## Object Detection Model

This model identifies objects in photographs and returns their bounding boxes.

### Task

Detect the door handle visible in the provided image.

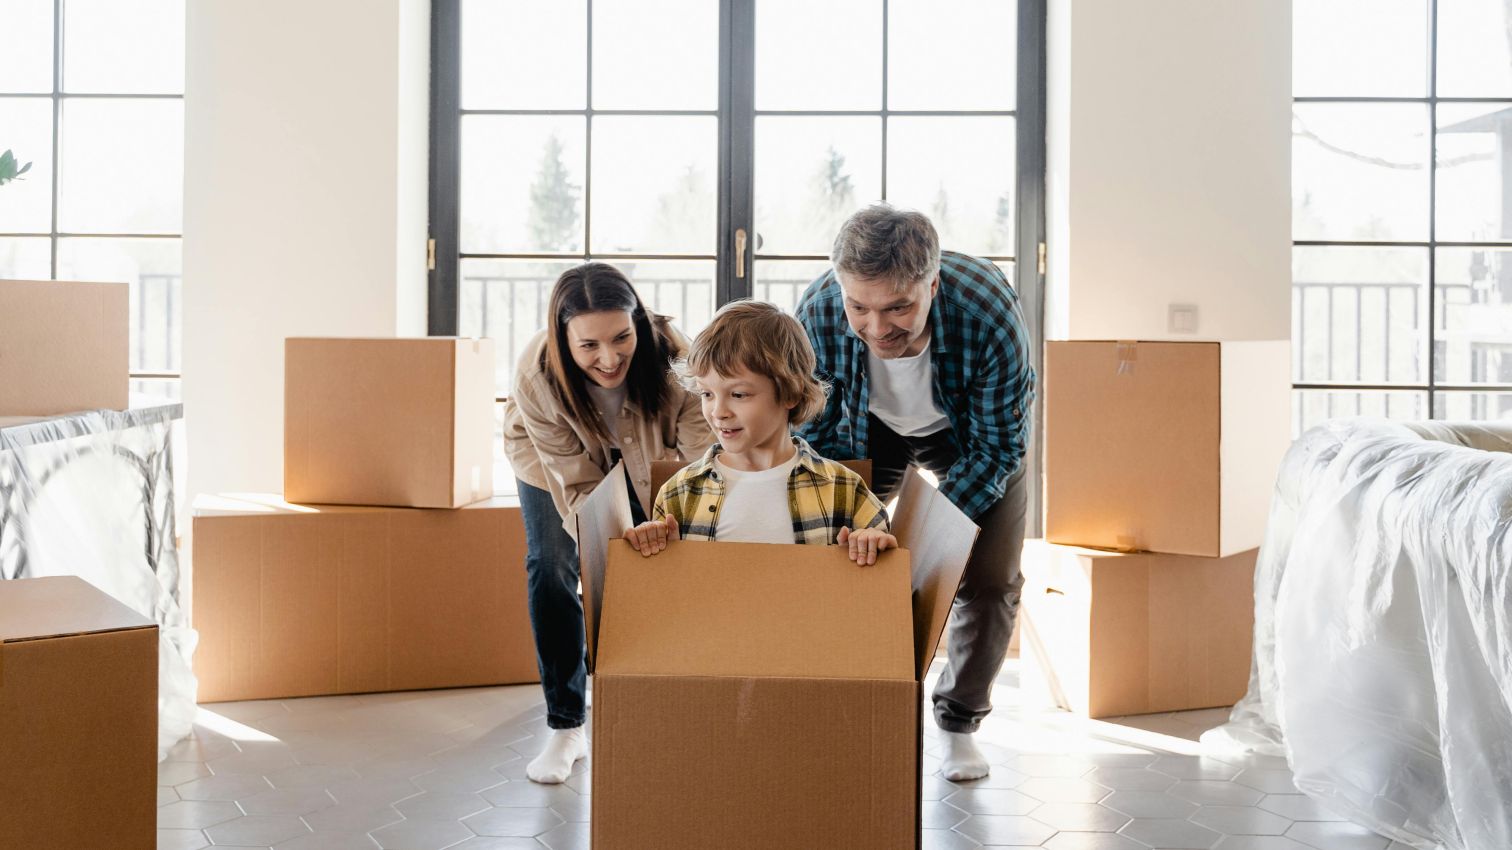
[735,228,747,279]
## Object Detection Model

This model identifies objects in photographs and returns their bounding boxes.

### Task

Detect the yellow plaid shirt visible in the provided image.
[652,437,889,544]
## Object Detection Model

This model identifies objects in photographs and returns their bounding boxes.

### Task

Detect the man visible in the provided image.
[795,203,1034,781]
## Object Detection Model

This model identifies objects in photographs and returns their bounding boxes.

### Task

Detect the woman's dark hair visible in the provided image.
[541,262,677,443]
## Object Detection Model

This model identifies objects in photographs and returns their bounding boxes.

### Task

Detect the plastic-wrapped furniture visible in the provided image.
[0,397,197,761]
[1203,419,1512,850]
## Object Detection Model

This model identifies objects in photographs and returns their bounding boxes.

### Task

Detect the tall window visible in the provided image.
[1292,0,1512,432]
[430,0,1045,403]
[0,0,186,400]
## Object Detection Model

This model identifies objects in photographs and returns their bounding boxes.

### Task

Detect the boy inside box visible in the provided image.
[624,300,896,564]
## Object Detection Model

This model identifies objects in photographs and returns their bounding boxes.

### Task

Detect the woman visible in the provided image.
[502,262,712,784]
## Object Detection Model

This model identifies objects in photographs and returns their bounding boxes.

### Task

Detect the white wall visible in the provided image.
[1046,0,1292,342]
[183,0,430,499]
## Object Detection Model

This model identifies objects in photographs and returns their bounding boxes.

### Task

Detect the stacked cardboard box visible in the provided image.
[0,279,128,416]
[1,576,158,850]
[1027,340,1289,717]
[192,337,540,702]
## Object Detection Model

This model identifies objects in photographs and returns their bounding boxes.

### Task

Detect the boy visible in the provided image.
[625,300,896,563]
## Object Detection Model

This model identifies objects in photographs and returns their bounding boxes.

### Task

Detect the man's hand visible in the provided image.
[836,526,898,566]
[624,515,680,556]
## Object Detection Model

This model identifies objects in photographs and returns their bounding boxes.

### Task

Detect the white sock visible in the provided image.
[526,726,587,784]
[940,731,990,781]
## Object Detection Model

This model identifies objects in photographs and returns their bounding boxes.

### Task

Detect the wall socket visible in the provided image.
[1168,303,1198,334]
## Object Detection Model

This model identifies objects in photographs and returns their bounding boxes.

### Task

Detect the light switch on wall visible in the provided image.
[1168,304,1198,334]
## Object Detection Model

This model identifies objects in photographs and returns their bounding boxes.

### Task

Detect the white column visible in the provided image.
[183,0,431,499]
[1046,0,1292,342]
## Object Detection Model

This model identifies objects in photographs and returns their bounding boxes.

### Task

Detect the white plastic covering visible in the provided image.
[0,399,197,762]
[1203,418,1512,850]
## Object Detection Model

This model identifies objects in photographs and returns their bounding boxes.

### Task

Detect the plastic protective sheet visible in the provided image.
[0,401,197,762]
[1202,419,1512,850]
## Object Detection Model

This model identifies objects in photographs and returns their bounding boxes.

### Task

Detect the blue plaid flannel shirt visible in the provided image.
[793,251,1036,521]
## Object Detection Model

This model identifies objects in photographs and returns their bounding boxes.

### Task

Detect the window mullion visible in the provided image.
[718,0,756,306]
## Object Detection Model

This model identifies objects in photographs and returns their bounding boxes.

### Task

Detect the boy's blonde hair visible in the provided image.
[683,300,828,425]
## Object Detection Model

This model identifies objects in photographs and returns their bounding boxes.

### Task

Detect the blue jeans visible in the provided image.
[518,480,587,730]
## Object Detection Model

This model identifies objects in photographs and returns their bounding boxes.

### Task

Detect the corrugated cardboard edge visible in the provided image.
[892,473,980,681]
[574,461,634,672]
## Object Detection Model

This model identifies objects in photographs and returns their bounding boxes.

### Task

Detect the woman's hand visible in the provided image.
[836,526,898,566]
[624,515,680,556]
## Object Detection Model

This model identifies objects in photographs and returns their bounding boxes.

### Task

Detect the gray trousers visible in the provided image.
[867,415,1028,734]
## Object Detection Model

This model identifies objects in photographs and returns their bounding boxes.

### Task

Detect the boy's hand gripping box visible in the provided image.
[577,464,979,850]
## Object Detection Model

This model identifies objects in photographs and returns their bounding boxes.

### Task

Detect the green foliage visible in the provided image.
[528,134,582,252]
[0,149,33,187]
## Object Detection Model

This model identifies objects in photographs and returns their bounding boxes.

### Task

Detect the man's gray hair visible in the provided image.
[830,203,941,292]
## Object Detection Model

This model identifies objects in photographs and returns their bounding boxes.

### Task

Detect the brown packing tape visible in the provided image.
[1115,341,1138,376]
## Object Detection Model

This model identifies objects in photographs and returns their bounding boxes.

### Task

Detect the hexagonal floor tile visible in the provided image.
[1017,776,1112,803]
[1101,789,1200,819]
[536,821,590,850]
[481,779,579,809]
[157,761,212,786]
[1168,779,1266,807]
[922,800,971,829]
[448,838,548,850]
[300,803,404,833]
[1234,768,1300,794]
[155,800,244,830]
[1258,794,1346,822]
[920,828,984,850]
[1086,767,1177,791]
[394,791,492,821]
[462,805,565,837]
[1151,756,1244,781]
[1029,801,1131,831]
[155,828,210,850]
[203,814,311,846]
[945,787,1040,816]
[1213,837,1316,850]
[369,818,476,850]
[1042,832,1149,850]
[1190,804,1293,835]
[274,832,381,850]
[1119,817,1223,849]
[954,814,1057,845]
[1284,820,1391,850]
[1005,754,1096,778]
[238,787,336,816]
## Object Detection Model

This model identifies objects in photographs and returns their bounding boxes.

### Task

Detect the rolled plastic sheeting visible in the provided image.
[0,403,197,762]
[1203,418,1512,850]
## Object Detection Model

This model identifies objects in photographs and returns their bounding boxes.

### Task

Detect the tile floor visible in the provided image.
[157,659,1407,850]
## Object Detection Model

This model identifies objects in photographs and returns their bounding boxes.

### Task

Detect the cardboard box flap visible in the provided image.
[596,540,915,681]
[891,473,981,680]
[574,462,635,670]
[0,576,154,642]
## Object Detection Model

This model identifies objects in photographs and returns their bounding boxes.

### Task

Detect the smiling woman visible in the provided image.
[499,262,714,785]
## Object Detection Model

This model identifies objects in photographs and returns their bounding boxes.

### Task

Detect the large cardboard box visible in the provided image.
[1019,539,1256,718]
[192,494,538,702]
[284,337,495,508]
[0,279,128,416]
[576,465,977,850]
[0,576,157,849]
[1044,339,1290,557]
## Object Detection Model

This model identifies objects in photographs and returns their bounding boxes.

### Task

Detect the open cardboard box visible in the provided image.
[576,463,978,849]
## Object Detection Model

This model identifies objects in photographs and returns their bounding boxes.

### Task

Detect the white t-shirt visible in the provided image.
[587,382,629,441]
[867,337,950,437]
[712,452,799,544]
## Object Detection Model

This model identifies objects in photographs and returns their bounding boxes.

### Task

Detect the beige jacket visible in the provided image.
[502,320,714,524]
